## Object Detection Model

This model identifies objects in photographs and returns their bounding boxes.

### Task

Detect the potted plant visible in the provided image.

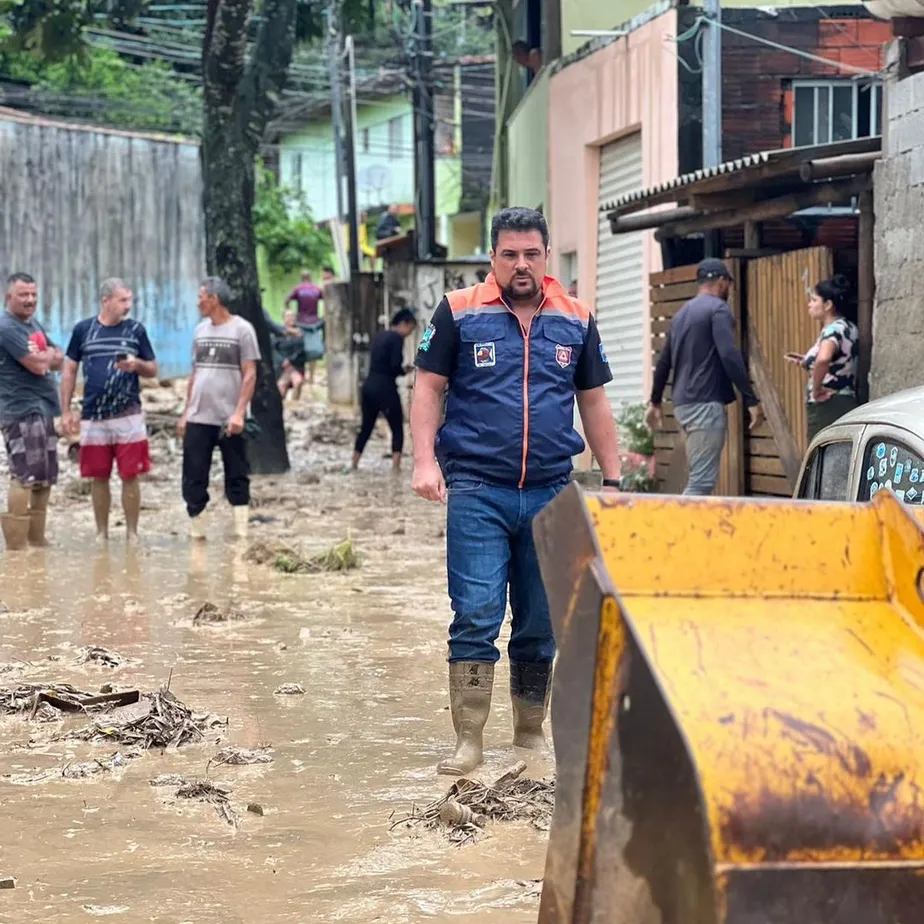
[617,403,657,493]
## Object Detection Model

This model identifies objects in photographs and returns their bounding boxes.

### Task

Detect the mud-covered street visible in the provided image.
[0,385,551,923]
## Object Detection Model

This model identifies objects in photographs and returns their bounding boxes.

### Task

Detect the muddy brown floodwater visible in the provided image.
[0,386,551,924]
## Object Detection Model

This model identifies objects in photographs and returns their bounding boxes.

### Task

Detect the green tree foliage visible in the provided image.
[253,162,332,275]
[2,45,202,134]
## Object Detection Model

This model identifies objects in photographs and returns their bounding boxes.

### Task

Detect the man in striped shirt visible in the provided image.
[60,278,158,541]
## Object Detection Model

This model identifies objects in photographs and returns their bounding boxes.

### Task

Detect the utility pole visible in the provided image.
[702,0,722,256]
[411,0,436,261]
[326,5,346,227]
[344,35,361,278]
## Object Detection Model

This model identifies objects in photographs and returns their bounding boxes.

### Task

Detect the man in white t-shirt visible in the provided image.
[178,277,260,540]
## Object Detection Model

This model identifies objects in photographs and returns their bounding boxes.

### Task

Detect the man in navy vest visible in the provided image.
[412,207,621,775]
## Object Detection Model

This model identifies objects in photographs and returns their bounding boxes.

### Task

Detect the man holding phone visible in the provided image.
[60,277,158,541]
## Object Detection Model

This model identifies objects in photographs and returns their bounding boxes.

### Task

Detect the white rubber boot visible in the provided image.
[232,505,249,540]
[189,510,209,541]
[437,661,494,776]
[510,660,553,750]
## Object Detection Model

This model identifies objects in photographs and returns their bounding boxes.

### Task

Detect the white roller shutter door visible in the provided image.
[595,134,645,417]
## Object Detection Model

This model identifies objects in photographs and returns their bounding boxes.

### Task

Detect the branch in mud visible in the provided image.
[390,763,556,846]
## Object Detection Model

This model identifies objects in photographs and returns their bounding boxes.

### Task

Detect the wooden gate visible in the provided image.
[745,247,833,496]
[649,247,832,496]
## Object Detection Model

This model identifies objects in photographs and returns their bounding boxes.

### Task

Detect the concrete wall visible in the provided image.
[547,8,678,310]
[0,112,204,379]
[871,60,924,399]
[507,69,549,211]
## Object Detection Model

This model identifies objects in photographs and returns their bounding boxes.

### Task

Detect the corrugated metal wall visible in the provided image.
[0,113,205,378]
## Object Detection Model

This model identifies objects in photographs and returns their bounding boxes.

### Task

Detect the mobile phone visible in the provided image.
[115,352,128,362]
[785,352,803,362]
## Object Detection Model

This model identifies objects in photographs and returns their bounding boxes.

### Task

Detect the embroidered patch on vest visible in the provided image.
[555,344,572,369]
[474,342,496,368]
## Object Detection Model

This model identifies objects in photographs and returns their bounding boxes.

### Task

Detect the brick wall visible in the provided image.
[871,47,924,399]
[721,12,890,160]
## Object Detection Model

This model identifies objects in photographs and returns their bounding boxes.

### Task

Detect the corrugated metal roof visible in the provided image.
[600,137,881,214]
[601,151,774,213]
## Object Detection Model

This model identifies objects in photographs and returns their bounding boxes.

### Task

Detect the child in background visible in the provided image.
[276,310,308,402]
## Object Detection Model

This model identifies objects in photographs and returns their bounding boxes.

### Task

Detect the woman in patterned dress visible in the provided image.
[786,274,860,442]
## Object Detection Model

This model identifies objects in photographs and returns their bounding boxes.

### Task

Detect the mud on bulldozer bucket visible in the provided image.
[533,483,924,924]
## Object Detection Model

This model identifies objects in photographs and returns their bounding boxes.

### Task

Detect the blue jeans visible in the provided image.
[446,480,565,664]
[674,402,727,496]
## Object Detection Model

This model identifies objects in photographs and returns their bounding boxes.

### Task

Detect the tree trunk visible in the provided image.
[201,0,298,474]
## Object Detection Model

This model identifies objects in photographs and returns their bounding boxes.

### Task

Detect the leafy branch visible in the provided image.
[252,162,332,275]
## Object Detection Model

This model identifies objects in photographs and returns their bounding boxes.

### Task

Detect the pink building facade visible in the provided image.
[547,8,679,406]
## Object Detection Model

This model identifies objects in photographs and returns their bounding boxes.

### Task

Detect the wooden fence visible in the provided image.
[650,247,832,496]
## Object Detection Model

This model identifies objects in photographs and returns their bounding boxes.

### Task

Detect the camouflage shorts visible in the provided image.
[1,414,58,487]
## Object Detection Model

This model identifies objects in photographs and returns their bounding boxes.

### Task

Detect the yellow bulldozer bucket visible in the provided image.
[533,484,924,924]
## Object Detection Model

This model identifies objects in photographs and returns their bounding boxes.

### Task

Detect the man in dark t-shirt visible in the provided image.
[60,277,158,542]
[0,272,64,549]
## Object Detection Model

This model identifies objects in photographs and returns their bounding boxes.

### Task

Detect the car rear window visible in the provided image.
[798,440,852,501]
[859,438,924,504]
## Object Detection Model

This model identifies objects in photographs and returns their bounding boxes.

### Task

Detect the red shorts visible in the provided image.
[79,412,152,481]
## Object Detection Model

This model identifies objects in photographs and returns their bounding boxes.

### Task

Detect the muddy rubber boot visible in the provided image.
[437,661,494,776]
[1,514,30,551]
[28,487,50,547]
[510,660,553,750]
[232,505,249,540]
[189,510,209,541]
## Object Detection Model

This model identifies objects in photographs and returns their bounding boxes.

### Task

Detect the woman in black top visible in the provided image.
[352,308,417,471]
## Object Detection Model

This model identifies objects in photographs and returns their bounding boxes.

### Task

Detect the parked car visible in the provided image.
[795,386,924,504]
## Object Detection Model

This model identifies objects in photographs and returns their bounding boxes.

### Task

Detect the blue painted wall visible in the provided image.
[0,114,205,380]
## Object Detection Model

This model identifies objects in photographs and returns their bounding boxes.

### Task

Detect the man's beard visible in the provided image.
[502,274,540,302]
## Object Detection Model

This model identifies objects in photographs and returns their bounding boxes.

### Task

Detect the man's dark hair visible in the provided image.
[7,272,35,288]
[490,207,549,250]
[391,308,416,327]
[322,265,335,275]
[512,40,529,54]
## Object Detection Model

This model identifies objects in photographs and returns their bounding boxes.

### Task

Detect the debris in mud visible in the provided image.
[0,683,139,717]
[0,878,14,889]
[79,646,124,668]
[391,763,555,846]
[68,688,227,750]
[247,802,264,816]
[149,773,187,788]
[144,411,180,435]
[210,745,274,767]
[296,472,321,486]
[307,412,356,446]
[274,683,305,695]
[312,538,359,571]
[192,602,247,625]
[174,779,237,827]
[0,602,9,615]
[244,537,359,574]
[63,478,93,498]
[62,751,139,779]
[33,702,64,723]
